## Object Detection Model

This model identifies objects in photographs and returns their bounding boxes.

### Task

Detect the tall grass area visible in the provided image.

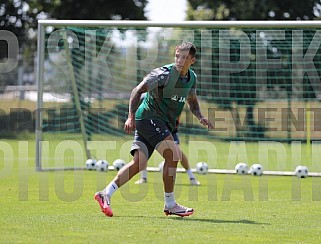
[1,138,321,243]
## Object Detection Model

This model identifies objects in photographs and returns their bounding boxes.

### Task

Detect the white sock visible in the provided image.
[164,192,176,208]
[186,169,195,179]
[103,181,118,197]
[141,169,147,179]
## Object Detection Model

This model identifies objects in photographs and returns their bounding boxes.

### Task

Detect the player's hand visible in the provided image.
[199,116,214,129]
[124,117,136,134]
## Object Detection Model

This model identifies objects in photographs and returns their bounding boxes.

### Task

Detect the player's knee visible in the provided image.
[132,150,148,169]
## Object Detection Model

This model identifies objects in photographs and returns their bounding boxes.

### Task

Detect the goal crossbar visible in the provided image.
[36,20,321,176]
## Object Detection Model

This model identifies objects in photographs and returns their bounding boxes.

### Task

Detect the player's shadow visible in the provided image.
[119,215,269,225]
[172,217,270,225]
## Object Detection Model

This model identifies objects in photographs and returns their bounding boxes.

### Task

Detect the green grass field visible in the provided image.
[1,139,321,243]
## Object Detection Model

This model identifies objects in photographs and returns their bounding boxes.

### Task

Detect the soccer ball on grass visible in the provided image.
[196,162,208,174]
[113,159,126,171]
[96,160,109,172]
[249,163,263,176]
[86,159,96,170]
[294,165,309,178]
[235,162,249,175]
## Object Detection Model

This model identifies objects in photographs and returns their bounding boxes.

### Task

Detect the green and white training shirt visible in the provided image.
[135,63,197,132]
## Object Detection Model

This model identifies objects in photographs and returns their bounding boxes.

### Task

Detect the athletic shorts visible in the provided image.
[130,119,172,158]
[172,132,179,144]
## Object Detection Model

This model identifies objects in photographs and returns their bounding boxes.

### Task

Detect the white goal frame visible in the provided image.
[36,20,321,176]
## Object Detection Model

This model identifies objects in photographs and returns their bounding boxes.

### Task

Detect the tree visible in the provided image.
[186,0,319,20]
[0,0,148,49]
[186,0,321,140]
[0,0,148,88]
[49,0,147,20]
[0,1,46,53]
[0,0,48,88]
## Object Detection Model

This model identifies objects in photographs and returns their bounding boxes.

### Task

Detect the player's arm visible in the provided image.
[187,91,213,129]
[124,69,162,134]
[128,68,166,118]
[124,81,148,134]
[128,82,148,119]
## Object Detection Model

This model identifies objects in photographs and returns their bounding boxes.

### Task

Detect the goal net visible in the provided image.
[36,20,321,174]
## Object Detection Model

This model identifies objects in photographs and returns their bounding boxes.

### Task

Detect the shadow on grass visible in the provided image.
[172,218,270,225]
[116,215,269,225]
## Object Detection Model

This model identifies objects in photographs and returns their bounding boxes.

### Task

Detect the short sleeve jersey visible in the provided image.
[135,63,197,132]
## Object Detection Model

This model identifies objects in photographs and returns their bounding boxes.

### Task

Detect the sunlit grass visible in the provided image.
[1,139,321,243]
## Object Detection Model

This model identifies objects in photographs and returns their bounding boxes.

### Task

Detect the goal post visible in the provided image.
[36,20,321,173]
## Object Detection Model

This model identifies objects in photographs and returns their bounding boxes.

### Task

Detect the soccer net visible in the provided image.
[36,20,321,174]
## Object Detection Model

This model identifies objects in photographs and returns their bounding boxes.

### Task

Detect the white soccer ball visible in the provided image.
[113,159,126,171]
[235,162,249,175]
[96,160,109,172]
[294,165,309,178]
[196,162,208,174]
[249,163,263,176]
[159,161,165,173]
[86,159,96,170]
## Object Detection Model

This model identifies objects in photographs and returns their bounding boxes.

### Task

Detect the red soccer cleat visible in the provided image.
[94,192,113,217]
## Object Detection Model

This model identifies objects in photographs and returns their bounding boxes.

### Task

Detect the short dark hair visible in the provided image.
[175,42,196,57]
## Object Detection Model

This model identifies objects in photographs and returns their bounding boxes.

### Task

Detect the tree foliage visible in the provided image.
[0,0,48,56]
[186,0,321,139]
[0,0,148,36]
[186,0,320,20]
[0,0,148,86]
[49,0,147,20]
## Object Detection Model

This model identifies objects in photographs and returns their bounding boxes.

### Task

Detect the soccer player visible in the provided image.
[135,119,200,186]
[95,42,213,217]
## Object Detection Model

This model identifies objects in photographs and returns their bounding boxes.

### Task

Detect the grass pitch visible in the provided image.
[1,139,321,243]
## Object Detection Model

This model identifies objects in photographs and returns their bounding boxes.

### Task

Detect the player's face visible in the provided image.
[174,49,195,74]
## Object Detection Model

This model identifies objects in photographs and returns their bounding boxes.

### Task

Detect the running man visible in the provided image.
[95,42,213,217]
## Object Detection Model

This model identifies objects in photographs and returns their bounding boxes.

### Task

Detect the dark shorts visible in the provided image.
[172,132,179,144]
[130,119,172,158]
